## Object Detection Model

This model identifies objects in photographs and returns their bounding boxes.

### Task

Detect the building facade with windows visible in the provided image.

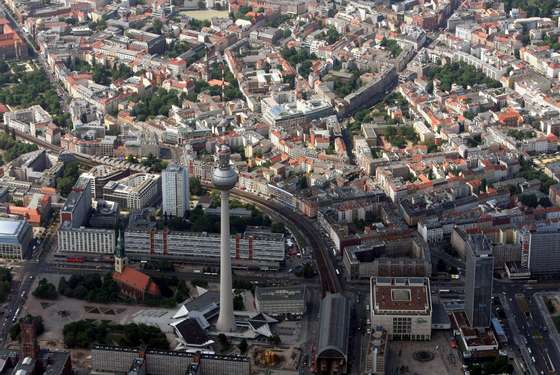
[162,164,189,217]
[103,173,161,211]
[59,177,92,228]
[124,228,284,270]
[57,222,115,254]
[0,219,33,260]
[521,223,560,278]
[255,286,306,316]
[465,234,494,328]
[370,277,432,341]
[91,346,250,375]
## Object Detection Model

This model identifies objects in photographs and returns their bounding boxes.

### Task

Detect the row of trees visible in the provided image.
[380,37,402,58]
[0,67,66,125]
[384,126,418,148]
[0,131,38,162]
[32,278,58,300]
[0,268,11,303]
[63,320,169,350]
[188,205,272,234]
[131,89,181,120]
[55,161,81,197]
[125,154,169,173]
[425,62,501,93]
[58,273,121,304]
[65,57,134,85]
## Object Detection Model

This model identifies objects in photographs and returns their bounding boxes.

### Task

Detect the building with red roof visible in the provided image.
[113,267,161,301]
[112,231,160,301]
[0,18,28,59]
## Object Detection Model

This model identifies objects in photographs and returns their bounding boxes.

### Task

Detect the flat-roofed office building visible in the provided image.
[255,286,306,316]
[370,277,432,341]
[0,218,32,260]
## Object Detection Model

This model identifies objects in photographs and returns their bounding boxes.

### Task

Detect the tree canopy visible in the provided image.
[0,66,64,122]
[63,320,169,350]
[503,0,556,17]
[0,268,11,303]
[32,278,58,300]
[380,37,402,58]
[55,161,81,197]
[58,273,120,304]
[131,88,180,120]
[0,131,38,161]
[315,27,341,45]
[425,62,501,92]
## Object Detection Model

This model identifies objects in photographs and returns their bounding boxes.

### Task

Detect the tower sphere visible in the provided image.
[212,145,238,191]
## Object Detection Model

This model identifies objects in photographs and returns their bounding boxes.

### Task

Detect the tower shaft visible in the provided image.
[216,190,235,332]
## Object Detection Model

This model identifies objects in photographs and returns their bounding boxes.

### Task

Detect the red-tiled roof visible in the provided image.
[113,267,160,296]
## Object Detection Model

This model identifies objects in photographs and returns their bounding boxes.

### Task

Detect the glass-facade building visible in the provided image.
[0,219,33,260]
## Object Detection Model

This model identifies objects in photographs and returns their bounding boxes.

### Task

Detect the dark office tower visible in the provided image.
[464,234,494,328]
[521,224,560,278]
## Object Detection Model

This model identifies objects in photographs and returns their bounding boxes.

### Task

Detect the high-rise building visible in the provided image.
[162,164,189,218]
[60,177,92,228]
[212,145,238,332]
[521,223,560,277]
[464,234,494,328]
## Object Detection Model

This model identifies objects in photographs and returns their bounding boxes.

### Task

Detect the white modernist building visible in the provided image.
[162,164,189,217]
[103,173,161,211]
[57,222,116,254]
[370,277,432,341]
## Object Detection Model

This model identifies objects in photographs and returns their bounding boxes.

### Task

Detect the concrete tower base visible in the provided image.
[216,190,235,332]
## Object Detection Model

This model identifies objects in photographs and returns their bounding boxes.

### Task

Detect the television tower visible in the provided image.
[212,144,238,332]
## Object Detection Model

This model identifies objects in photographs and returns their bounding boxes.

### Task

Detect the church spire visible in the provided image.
[115,229,127,273]
[116,228,125,258]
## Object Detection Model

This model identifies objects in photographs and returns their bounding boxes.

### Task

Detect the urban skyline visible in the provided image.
[0,0,558,373]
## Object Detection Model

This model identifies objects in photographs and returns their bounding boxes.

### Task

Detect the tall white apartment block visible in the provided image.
[162,164,190,217]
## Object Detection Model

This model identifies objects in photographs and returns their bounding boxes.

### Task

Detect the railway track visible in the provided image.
[12,129,342,294]
[203,183,342,294]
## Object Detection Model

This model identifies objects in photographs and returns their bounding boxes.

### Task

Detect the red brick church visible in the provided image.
[112,230,160,301]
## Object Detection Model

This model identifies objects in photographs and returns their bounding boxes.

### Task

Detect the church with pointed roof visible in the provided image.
[112,230,161,301]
